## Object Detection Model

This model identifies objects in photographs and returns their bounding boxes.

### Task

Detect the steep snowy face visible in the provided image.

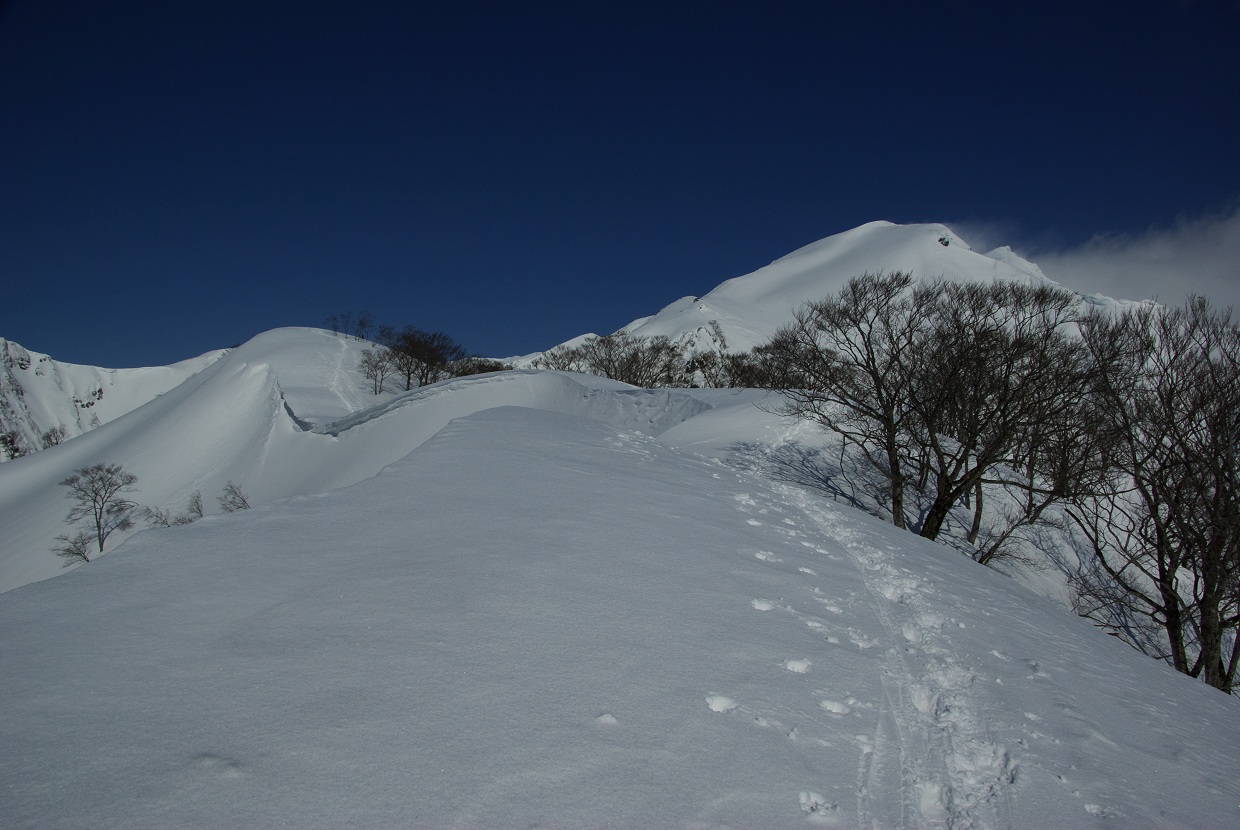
[0,337,222,461]
[523,221,1071,361]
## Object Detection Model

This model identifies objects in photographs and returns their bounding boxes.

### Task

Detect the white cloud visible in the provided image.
[1030,205,1240,310]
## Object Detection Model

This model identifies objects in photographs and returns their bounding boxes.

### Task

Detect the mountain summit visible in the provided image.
[595,221,1059,356]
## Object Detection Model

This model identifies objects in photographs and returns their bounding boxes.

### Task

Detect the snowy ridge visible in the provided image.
[314,369,713,438]
[0,330,724,592]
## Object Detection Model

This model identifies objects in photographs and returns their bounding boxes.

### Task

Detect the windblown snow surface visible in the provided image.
[2,224,1238,827]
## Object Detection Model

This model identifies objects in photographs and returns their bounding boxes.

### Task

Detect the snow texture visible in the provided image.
[2,403,1237,828]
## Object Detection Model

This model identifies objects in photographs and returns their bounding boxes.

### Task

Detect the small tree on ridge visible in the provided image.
[58,463,139,555]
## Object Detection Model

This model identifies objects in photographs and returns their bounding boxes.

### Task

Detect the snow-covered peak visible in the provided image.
[599,221,1072,356]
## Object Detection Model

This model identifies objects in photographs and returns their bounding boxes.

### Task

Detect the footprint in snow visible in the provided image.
[813,596,844,614]
[847,629,882,649]
[819,699,851,715]
[192,753,244,780]
[800,791,839,822]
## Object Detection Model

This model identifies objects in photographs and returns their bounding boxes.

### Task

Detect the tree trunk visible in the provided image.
[886,439,906,530]
[967,478,984,545]
[919,479,956,541]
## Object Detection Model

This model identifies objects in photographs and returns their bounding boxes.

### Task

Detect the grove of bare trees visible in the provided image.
[534,332,688,387]
[759,271,1240,692]
[1066,299,1240,692]
[348,318,512,395]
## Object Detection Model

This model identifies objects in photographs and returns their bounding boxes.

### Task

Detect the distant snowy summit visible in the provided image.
[519,220,1072,362]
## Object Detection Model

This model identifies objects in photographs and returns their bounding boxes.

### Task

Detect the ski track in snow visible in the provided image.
[327,335,353,415]
[783,487,1017,830]
[725,480,1018,828]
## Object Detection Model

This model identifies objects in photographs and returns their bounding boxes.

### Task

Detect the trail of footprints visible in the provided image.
[714,488,1018,826]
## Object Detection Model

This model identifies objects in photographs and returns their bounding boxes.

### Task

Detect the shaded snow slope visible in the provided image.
[0,337,222,459]
[0,328,719,592]
[3,405,1237,828]
[518,221,1073,362]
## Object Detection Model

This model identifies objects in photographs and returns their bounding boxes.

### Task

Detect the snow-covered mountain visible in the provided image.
[519,220,1073,361]
[2,222,1237,827]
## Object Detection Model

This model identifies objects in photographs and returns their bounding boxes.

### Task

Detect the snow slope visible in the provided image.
[517,221,1066,362]
[2,403,1237,828]
[0,337,222,459]
[0,327,719,592]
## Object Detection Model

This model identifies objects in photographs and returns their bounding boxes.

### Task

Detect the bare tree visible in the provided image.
[379,326,468,390]
[450,356,512,377]
[187,490,204,520]
[686,350,728,388]
[218,481,251,513]
[141,490,204,528]
[58,463,139,554]
[766,272,936,529]
[533,343,588,373]
[718,344,805,389]
[359,349,395,394]
[763,273,1091,560]
[1,429,29,460]
[534,333,689,387]
[52,529,96,565]
[1067,298,1240,692]
[407,329,468,387]
[41,426,68,448]
[907,280,1085,542]
[141,506,176,528]
[353,310,374,342]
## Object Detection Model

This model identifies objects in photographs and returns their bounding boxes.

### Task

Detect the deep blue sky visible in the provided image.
[2,1,1238,367]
